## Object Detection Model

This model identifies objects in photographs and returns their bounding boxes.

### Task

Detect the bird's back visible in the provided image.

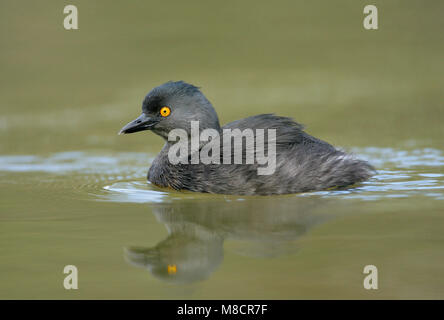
[148,114,374,195]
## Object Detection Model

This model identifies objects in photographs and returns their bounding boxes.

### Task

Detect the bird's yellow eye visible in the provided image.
[160,106,171,117]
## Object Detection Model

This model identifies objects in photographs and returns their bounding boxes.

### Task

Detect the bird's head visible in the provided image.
[119,81,221,140]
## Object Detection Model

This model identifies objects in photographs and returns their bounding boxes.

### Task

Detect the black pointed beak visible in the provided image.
[118,114,157,135]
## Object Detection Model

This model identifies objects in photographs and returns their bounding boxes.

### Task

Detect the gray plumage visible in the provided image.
[119,81,375,195]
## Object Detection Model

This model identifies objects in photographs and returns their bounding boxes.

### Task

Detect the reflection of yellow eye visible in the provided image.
[167,264,177,274]
[160,106,171,117]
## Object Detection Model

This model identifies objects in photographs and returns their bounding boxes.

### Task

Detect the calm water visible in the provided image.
[1,1,444,299]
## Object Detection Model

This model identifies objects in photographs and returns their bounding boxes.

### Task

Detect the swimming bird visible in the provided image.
[119,81,374,195]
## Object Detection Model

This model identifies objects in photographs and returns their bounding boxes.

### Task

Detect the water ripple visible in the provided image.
[0,147,443,202]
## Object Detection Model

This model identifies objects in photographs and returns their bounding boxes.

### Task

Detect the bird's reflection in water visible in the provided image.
[125,196,333,284]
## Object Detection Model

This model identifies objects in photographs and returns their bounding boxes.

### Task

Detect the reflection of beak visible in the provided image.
[124,246,159,269]
[118,113,157,135]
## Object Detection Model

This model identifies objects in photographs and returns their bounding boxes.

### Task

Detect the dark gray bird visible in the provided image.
[119,81,374,195]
